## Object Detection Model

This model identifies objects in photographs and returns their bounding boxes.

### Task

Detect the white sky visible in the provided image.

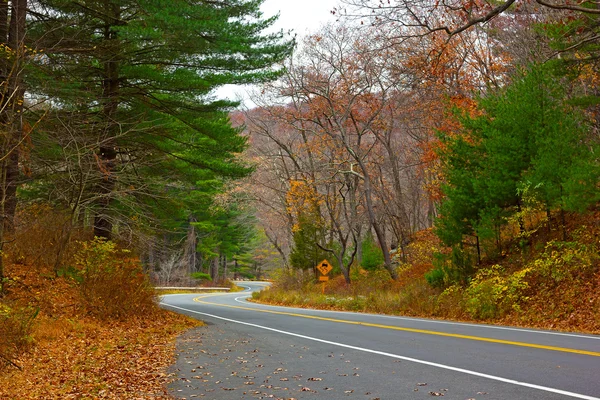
[216,0,340,105]
[261,0,339,35]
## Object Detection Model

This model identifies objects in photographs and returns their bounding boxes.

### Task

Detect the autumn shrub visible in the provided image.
[270,267,315,291]
[529,236,599,284]
[401,280,439,314]
[8,204,83,270]
[0,300,37,369]
[435,284,464,319]
[462,265,531,320]
[350,267,393,294]
[73,238,156,320]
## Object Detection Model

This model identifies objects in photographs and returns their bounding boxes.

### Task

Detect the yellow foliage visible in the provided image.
[462,265,532,320]
[285,179,322,231]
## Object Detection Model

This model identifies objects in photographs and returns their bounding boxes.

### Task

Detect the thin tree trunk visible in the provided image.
[3,0,27,231]
[94,3,120,239]
[183,216,197,273]
[355,158,397,279]
[427,197,436,228]
[476,235,481,265]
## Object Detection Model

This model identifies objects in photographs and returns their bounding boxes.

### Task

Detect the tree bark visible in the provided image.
[0,0,27,286]
[93,3,120,240]
[210,257,219,282]
[4,0,27,231]
[355,157,398,279]
[183,216,198,273]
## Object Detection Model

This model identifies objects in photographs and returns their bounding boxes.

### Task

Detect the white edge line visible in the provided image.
[160,302,599,400]
[232,295,600,341]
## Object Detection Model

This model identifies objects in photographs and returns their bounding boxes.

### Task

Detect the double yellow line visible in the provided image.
[192,294,600,358]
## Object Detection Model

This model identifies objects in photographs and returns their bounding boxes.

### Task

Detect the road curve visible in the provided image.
[161,282,600,400]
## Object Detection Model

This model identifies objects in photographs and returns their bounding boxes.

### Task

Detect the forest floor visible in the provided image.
[0,262,201,400]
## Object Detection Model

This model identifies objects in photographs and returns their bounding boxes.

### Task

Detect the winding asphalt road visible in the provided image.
[160,282,600,399]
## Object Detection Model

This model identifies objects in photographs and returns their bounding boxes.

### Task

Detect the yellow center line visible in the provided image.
[192,295,600,358]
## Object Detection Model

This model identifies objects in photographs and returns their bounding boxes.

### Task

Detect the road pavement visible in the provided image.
[161,282,600,400]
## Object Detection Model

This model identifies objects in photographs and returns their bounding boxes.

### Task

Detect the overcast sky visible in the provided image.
[216,0,340,105]
[261,0,339,35]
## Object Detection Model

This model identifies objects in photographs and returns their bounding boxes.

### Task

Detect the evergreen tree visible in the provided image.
[289,206,328,272]
[26,0,293,239]
[360,231,384,270]
[435,64,598,283]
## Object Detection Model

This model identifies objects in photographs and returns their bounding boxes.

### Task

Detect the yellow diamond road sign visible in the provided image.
[317,259,332,275]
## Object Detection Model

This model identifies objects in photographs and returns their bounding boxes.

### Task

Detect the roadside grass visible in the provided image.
[254,217,600,334]
[155,288,230,295]
[155,280,244,295]
[253,275,438,316]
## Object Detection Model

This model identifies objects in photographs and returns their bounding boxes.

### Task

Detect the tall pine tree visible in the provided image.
[26,0,293,239]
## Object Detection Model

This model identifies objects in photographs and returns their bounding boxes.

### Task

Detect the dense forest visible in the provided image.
[0,0,292,389]
[244,1,600,330]
[244,1,599,282]
[0,0,294,288]
[0,0,596,290]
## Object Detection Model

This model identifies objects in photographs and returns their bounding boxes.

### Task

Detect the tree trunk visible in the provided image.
[183,216,197,273]
[0,0,27,286]
[355,158,397,279]
[210,257,219,282]
[427,197,436,228]
[3,0,27,231]
[93,3,120,239]
[337,252,351,284]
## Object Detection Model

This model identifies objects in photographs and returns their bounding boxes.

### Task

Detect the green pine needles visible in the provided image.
[431,63,599,286]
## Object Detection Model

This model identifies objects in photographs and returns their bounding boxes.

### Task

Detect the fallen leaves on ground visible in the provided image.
[0,262,201,399]
[0,311,200,399]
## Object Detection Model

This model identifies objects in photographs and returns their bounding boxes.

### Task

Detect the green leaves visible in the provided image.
[435,63,599,282]
[25,0,292,248]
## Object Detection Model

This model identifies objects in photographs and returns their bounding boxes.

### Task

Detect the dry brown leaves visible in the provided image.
[0,263,201,400]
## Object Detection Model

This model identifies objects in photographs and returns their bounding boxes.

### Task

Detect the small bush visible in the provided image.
[74,238,156,320]
[426,247,475,288]
[270,268,315,291]
[435,285,465,318]
[190,272,212,281]
[0,301,37,369]
[463,265,531,320]
[425,264,446,288]
[361,233,384,270]
[9,204,83,271]
[531,239,599,284]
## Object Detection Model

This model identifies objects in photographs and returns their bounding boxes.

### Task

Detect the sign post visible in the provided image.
[316,259,332,294]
